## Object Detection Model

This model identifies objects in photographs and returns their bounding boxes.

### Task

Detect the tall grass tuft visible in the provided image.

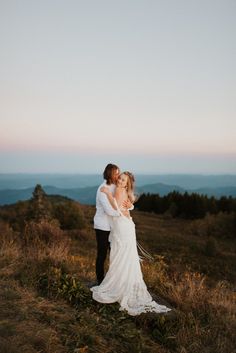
[21,219,70,262]
[0,221,20,265]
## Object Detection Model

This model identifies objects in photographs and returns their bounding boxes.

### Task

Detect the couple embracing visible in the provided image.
[90,163,171,316]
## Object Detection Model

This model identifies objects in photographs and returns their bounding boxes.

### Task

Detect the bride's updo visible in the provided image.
[123,171,135,203]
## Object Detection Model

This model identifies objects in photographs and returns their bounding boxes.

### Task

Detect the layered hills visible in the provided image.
[0,183,236,205]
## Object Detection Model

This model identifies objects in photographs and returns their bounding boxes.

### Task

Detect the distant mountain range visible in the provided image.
[0,183,236,206]
[137,183,236,198]
[1,173,236,189]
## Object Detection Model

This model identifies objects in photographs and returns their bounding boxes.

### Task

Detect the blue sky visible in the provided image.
[0,0,235,173]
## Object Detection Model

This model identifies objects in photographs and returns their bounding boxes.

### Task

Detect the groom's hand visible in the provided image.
[122,199,133,209]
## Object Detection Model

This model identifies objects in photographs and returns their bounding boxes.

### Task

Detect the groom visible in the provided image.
[94,163,133,284]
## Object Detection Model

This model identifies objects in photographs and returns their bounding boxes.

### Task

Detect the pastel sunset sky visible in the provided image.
[0,0,235,173]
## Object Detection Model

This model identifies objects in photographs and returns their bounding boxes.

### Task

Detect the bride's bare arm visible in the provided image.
[100,187,117,210]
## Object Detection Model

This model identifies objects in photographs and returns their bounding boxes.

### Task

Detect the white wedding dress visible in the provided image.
[91,201,171,316]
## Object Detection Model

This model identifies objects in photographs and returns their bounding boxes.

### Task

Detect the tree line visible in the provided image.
[134,191,236,219]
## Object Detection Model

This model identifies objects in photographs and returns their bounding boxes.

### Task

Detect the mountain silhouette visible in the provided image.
[1,183,236,205]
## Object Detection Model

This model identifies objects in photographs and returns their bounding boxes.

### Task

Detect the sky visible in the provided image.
[0,0,235,174]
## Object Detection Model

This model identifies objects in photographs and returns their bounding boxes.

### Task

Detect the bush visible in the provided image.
[38,266,92,307]
[21,219,70,261]
[53,201,86,230]
[0,201,29,232]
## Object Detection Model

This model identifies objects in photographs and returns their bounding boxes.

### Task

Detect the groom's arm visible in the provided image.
[99,191,120,217]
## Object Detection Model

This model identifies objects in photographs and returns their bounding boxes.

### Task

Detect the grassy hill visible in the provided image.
[0,196,235,352]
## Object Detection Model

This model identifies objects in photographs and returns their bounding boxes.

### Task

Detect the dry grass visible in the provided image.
[0,221,20,267]
[133,210,236,284]
[0,278,81,353]
[0,207,235,353]
[21,219,70,263]
[189,212,236,238]
[142,259,236,353]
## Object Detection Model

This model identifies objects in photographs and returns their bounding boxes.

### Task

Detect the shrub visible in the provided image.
[0,201,29,232]
[21,219,70,261]
[52,201,86,230]
[37,267,92,307]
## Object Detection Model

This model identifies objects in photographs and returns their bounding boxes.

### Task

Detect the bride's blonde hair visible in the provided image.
[123,171,135,203]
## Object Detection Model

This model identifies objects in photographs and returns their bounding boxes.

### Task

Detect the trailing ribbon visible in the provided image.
[137,241,154,262]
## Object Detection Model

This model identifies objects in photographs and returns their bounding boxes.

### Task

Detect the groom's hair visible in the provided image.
[103,163,119,185]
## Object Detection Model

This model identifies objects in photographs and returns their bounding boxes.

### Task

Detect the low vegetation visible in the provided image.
[0,185,235,352]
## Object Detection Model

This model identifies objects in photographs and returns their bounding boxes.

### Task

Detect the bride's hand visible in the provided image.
[122,199,133,209]
[100,186,110,195]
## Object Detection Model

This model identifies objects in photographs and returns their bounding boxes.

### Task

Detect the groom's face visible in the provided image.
[112,168,120,183]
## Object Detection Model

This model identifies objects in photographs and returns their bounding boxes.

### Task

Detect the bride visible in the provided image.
[90,171,171,316]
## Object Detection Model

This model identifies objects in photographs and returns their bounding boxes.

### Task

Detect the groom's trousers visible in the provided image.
[95,229,110,284]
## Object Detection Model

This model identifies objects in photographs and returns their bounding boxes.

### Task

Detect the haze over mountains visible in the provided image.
[1,173,236,189]
[0,174,236,206]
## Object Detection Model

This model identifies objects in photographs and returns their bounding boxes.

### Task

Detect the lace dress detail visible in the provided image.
[91,200,171,316]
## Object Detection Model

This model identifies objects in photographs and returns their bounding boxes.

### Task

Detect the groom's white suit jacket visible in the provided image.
[94,181,120,231]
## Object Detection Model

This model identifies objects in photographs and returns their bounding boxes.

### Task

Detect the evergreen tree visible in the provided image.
[134,191,236,219]
[28,184,52,221]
